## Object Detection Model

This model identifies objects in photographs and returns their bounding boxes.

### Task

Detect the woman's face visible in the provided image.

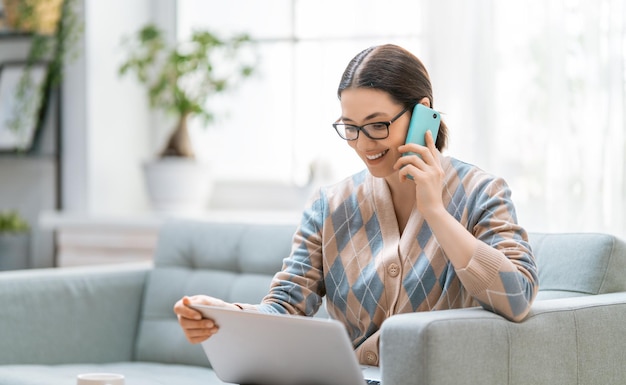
[338,88,410,179]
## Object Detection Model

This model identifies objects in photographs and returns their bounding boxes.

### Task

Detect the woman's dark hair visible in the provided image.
[337,44,448,150]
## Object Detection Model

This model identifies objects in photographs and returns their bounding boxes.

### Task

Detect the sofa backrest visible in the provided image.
[529,232,626,300]
[133,219,626,366]
[134,219,298,367]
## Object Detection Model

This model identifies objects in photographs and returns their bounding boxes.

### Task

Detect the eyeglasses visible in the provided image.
[332,107,410,141]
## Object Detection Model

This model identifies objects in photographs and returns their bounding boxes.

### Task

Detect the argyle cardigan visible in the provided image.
[251,155,538,365]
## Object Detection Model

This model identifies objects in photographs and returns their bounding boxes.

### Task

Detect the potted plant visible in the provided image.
[1,0,82,150]
[118,24,257,212]
[0,210,30,270]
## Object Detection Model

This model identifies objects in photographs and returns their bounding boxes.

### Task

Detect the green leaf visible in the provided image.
[117,23,259,132]
[0,211,30,233]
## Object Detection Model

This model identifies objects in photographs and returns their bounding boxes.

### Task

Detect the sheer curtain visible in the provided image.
[426,0,626,236]
[495,0,626,236]
[177,0,626,237]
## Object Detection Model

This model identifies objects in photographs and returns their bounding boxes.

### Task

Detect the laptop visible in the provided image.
[191,304,382,385]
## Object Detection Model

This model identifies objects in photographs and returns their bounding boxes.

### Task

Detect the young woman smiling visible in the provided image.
[174,44,539,367]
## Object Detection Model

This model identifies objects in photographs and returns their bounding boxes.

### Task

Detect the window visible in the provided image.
[178,0,425,186]
[178,0,626,236]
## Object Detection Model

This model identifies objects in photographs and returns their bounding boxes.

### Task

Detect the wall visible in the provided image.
[61,0,175,214]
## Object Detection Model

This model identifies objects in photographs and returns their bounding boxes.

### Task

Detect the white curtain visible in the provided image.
[426,0,626,236]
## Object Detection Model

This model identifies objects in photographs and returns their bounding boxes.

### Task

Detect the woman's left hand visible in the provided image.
[394,130,445,216]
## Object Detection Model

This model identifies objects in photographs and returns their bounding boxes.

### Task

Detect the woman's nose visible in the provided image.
[355,134,376,150]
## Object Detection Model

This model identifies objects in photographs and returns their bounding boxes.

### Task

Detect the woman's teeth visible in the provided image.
[366,150,388,160]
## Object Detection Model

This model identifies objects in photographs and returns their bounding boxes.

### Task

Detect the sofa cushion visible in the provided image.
[134,220,297,367]
[529,232,626,300]
[0,265,147,365]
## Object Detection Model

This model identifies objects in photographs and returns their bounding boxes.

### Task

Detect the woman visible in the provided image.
[174,44,538,366]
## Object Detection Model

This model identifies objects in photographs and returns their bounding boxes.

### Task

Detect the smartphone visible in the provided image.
[403,103,441,157]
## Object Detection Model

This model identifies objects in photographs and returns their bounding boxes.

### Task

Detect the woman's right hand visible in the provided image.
[173,295,239,344]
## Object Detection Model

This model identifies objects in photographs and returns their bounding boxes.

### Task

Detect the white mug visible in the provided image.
[76,373,125,385]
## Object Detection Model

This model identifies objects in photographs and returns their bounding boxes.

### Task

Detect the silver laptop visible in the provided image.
[191,304,382,385]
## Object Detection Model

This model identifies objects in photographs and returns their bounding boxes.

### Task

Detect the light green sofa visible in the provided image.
[0,220,625,384]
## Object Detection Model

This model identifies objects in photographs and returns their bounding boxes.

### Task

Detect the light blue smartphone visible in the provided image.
[403,103,441,156]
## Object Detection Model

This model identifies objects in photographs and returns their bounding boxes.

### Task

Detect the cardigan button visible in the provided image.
[365,350,378,365]
[388,263,400,277]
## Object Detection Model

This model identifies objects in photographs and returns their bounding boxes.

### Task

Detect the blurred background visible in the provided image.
[1,0,625,268]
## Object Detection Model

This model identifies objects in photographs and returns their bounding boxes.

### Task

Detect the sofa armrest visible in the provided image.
[0,264,150,365]
[380,292,626,385]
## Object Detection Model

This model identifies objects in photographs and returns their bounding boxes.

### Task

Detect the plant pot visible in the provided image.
[2,0,64,35]
[0,232,30,270]
[143,157,213,213]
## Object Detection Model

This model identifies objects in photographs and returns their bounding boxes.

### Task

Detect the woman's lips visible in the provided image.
[365,149,389,160]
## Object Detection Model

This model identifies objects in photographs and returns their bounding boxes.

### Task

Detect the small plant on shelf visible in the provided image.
[0,210,30,234]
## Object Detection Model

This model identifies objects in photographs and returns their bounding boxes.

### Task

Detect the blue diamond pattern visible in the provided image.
[404,253,439,310]
[364,212,383,256]
[499,271,532,317]
[331,194,364,253]
[325,256,350,314]
[352,261,384,320]
[449,183,467,221]
[416,222,432,249]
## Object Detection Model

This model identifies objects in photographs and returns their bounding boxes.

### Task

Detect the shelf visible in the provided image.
[0,35,60,268]
[39,210,301,267]
[0,30,32,39]
[0,152,57,159]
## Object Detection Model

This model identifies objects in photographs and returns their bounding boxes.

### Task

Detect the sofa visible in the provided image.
[0,219,625,385]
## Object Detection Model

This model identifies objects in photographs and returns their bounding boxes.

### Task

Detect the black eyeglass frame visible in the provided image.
[332,106,410,141]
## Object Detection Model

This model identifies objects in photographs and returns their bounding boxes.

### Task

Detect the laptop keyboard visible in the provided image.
[365,380,381,385]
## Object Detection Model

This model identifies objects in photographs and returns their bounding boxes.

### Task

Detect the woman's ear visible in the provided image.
[418,97,431,108]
